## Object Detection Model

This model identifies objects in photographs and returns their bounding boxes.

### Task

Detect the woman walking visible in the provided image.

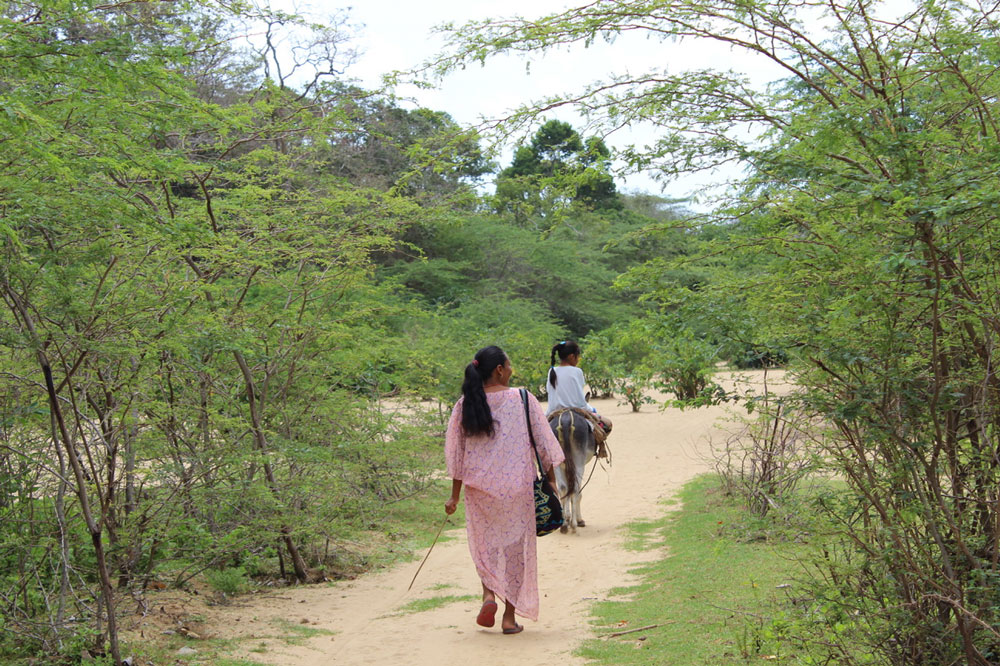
[444,346,564,634]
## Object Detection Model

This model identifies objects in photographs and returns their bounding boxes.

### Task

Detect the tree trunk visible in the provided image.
[233,350,309,582]
[42,363,121,664]
[51,412,71,647]
[3,285,122,665]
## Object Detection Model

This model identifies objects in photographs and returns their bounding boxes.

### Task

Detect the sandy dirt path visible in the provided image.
[209,372,773,665]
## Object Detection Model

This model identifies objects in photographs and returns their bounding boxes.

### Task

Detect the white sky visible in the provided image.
[281,1,788,208]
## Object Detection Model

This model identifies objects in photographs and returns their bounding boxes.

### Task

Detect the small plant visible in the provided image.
[614,374,655,412]
[652,331,720,401]
[714,398,817,517]
[204,567,249,597]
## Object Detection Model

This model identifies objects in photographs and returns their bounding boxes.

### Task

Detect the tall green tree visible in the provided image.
[494,119,621,224]
[319,89,492,204]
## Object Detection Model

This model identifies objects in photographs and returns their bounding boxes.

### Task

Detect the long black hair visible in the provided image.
[548,340,582,388]
[461,345,508,436]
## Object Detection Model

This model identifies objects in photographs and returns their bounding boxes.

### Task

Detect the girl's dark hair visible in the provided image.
[461,345,508,436]
[548,340,582,388]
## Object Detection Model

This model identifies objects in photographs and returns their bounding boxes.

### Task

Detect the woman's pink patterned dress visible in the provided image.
[445,387,565,620]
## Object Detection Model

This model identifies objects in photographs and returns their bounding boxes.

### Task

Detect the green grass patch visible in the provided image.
[394,594,478,615]
[581,474,819,664]
[130,618,334,664]
[621,517,666,552]
[269,617,335,646]
[120,634,251,665]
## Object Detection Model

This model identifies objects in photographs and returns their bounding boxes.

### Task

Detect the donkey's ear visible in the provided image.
[585,391,592,402]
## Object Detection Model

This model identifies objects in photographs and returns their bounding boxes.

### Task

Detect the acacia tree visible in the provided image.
[434,1,1000,663]
[319,90,492,203]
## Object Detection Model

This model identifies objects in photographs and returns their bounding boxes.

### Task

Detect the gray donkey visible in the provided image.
[549,410,597,534]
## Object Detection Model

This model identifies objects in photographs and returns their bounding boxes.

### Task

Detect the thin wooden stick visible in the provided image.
[407,516,450,591]
[603,623,668,638]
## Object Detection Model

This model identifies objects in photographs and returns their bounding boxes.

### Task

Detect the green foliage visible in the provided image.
[583,314,724,410]
[205,568,249,597]
[317,89,492,205]
[494,119,622,224]
[580,325,651,408]
[577,330,621,398]
[380,211,643,339]
[0,2,480,660]
[613,223,783,374]
[649,327,719,401]
[437,1,1000,661]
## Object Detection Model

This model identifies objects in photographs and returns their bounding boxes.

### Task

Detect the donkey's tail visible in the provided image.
[558,411,578,498]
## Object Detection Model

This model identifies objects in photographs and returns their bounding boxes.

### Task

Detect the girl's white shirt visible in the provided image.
[545,365,594,416]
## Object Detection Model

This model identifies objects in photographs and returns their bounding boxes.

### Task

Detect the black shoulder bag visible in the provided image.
[519,388,564,536]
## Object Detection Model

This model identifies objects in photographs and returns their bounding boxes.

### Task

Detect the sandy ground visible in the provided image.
[200,370,781,665]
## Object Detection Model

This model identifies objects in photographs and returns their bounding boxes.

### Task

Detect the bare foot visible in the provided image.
[501,605,519,633]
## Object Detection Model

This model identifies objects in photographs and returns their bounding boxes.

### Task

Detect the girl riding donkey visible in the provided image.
[545,340,612,532]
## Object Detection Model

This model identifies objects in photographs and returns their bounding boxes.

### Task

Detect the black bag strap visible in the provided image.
[519,388,545,478]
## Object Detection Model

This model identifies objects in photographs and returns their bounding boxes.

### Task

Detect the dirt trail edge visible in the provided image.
[213,373,770,665]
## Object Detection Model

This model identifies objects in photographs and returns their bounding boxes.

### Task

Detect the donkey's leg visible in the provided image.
[578,432,598,528]
[553,463,568,500]
[572,464,586,527]
[572,490,584,529]
[555,463,571,533]
[563,487,579,534]
[562,493,576,534]
[560,493,572,534]
[574,488,581,532]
